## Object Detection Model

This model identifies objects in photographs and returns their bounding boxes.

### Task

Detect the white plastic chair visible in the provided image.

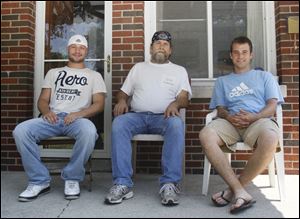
[131,108,186,177]
[202,85,287,201]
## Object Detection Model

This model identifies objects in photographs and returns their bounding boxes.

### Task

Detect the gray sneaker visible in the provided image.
[105,185,134,204]
[159,183,180,206]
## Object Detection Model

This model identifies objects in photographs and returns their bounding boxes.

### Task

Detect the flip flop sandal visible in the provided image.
[211,190,231,207]
[230,197,256,214]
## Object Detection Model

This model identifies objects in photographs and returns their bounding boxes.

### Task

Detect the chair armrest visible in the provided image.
[205,109,217,125]
[179,108,186,121]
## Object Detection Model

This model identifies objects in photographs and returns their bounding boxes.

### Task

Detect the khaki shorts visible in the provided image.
[207,118,281,152]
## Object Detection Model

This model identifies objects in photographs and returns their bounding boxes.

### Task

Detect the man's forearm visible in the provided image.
[75,102,104,118]
[175,91,189,109]
[116,90,129,104]
[38,100,51,115]
[217,106,230,120]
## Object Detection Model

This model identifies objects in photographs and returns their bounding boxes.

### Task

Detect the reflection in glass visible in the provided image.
[157,1,208,78]
[45,1,104,60]
[212,1,247,77]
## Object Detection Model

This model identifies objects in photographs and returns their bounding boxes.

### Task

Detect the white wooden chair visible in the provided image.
[201,85,287,201]
[131,108,186,177]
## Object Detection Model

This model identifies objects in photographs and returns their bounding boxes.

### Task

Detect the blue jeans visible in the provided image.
[111,112,184,187]
[13,112,98,185]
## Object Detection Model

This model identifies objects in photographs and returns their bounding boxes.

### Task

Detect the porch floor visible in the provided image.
[1,171,299,218]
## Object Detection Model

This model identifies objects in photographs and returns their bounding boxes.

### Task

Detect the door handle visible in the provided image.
[105,55,111,73]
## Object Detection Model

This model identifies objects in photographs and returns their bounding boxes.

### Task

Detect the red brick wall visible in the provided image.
[275,1,299,174]
[1,1,299,175]
[111,1,299,175]
[1,1,36,171]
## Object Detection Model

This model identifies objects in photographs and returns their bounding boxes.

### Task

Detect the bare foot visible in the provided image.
[211,189,233,206]
[230,190,253,212]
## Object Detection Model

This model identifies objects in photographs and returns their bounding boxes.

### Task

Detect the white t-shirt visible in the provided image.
[42,66,107,114]
[121,61,192,113]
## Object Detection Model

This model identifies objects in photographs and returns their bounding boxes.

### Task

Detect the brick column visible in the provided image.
[1,1,36,170]
[112,1,144,100]
[275,1,299,174]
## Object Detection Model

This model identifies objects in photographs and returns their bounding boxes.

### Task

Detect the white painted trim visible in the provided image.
[207,2,213,79]
[144,1,156,62]
[34,1,46,117]
[103,1,112,158]
[263,1,277,74]
[44,59,107,62]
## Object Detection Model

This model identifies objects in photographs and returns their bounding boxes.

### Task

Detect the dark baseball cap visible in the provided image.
[151,31,172,44]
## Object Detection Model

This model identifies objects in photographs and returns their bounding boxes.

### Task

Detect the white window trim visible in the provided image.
[34,1,46,117]
[144,1,277,97]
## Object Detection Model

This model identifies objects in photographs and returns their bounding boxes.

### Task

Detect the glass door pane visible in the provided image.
[44,1,106,151]
[212,1,247,77]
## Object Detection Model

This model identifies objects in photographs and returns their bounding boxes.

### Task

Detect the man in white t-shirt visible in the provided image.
[105,31,192,206]
[13,35,107,202]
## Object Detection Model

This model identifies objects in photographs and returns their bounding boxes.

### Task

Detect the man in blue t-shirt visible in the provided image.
[199,36,284,214]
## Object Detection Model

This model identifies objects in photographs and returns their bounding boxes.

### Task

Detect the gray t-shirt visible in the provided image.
[42,66,107,114]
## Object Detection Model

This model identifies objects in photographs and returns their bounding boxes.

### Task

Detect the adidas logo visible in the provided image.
[229,82,254,98]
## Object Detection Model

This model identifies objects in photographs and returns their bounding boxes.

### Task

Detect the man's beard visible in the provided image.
[69,56,85,63]
[151,51,168,64]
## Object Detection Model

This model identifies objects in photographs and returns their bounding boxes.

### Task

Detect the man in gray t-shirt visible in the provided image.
[13,35,106,202]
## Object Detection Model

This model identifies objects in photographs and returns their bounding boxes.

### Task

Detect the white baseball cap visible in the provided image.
[67,34,88,48]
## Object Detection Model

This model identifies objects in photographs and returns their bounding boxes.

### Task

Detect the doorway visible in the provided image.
[34,1,112,158]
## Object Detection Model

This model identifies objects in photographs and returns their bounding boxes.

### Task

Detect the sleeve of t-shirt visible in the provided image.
[176,67,192,100]
[92,72,107,95]
[120,64,136,96]
[264,72,284,105]
[42,69,53,89]
[209,78,226,109]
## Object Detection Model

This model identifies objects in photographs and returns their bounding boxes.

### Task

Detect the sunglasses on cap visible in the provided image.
[152,31,172,43]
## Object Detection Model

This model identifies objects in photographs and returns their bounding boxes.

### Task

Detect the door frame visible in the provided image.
[34,1,112,158]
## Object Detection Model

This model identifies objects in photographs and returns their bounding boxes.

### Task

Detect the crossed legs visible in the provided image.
[199,126,278,211]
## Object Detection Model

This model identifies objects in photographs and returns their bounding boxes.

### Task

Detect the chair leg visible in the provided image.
[202,155,211,196]
[182,147,185,178]
[132,141,137,178]
[88,157,92,192]
[225,153,231,163]
[268,158,276,187]
[274,151,286,201]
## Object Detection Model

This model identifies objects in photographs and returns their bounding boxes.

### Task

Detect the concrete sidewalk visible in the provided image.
[1,171,299,218]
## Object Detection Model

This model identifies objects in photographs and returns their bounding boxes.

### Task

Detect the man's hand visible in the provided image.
[164,102,180,118]
[42,111,58,124]
[114,100,128,116]
[64,112,81,125]
[227,110,258,129]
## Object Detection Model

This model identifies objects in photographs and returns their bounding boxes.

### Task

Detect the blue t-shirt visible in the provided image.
[209,69,284,115]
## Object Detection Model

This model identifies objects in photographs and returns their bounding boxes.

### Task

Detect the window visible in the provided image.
[153,1,272,80]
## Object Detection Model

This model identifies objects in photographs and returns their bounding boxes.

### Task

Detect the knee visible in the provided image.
[258,130,278,152]
[77,120,97,139]
[112,115,129,133]
[166,116,184,132]
[13,123,29,140]
[199,127,216,148]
